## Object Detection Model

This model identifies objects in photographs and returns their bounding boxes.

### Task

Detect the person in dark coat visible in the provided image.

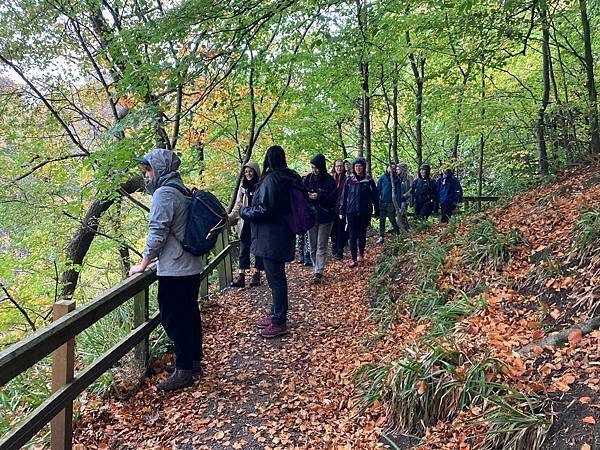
[437,168,463,223]
[396,163,413,234]
[376,163,403,243]
[240,145,302,338]
[304,154,337,283]
[340,157,379,267]
[330,159,347,260]
[411,163,438,221]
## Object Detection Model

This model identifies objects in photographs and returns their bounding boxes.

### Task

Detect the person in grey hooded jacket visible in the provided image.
[129,148,203,391]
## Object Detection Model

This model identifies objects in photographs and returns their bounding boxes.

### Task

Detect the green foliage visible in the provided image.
[573,206,600,256]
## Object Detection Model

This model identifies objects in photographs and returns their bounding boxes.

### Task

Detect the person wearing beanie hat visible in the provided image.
[411,163,438,221]
[339,157,379,267]
[129,148,204,391]
[304,154,337,283]
[228,161,263,288]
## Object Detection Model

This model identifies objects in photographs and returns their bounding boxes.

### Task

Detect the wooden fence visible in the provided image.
[0,230,234,450]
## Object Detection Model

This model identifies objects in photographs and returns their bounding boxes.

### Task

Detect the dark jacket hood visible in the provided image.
[353,157,367,177]
[310,154,327,177]
[141,148,185,194]
[418,163,431,179]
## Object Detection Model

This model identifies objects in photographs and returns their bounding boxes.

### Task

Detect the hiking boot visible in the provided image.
[376,236,384,244]
[334,253,343,260]
[157,369,193,391]
[357,255,364,262]
[164,361,203,377]
[348,260,358,268]
[249,271,261,287]
[230,273,245,288]
[260,322,288,338]
[313,273,323,284]
[256,314,272,329]
[303,259,313,267]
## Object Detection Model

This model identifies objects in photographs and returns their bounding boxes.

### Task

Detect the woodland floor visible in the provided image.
[73,166,599,450]
[74,248,386,449]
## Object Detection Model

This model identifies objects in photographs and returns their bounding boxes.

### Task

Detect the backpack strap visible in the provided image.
[164,183,191,197]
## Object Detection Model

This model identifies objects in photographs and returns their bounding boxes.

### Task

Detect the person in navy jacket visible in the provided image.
[437,168,463,223]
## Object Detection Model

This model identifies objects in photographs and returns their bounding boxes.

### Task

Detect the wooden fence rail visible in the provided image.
[0,230,234,450]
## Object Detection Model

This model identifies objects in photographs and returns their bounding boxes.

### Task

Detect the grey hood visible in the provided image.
[141,148,185,194]
[243,160,261,178]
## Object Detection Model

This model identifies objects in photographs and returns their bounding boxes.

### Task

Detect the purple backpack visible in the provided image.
[286,185,316,234]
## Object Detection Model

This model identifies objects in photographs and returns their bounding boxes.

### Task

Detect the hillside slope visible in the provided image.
[359,164,599,449]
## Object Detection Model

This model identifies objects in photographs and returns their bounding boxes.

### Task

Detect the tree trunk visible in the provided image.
[579,0,600,154]
[357,97,364,157]
[478,64,486,210]
[61,176,145,300]
[336,119,348,159]
[392,63,399,163]
[537,0,551,176]
[406,31,424,167]
[362,61,372,175]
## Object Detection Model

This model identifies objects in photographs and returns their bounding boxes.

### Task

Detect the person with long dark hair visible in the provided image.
[240,145,303,338]
[340,157,379,268]
[330,159,347,259]
[228,161,263,287]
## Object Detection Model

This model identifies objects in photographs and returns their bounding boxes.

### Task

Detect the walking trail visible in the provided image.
[74,245,386,449]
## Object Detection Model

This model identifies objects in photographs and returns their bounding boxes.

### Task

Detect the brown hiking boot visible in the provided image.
[256,314,272,329]
[249,271,261,287]
[157,369,193,391]
[230,272,245,288]
[260,323,288,338]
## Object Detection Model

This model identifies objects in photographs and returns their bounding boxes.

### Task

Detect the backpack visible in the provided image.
[165,184,228,256]
[286,185,316,234]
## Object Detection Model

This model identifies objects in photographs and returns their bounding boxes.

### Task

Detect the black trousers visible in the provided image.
[239,234,264,271]
[379,202,400,236]
[330,214,347,257]
[440,203,456,223]
[347,213,371,261]
[262,257,288,325]
[157,274,202,370]
[414,201,434,221]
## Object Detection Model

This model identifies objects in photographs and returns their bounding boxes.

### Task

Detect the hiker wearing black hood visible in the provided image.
[241,145,303,338]
[304,154,337,283]
[130,148,203,391]
[437,168,463,223]
[411,163,438,221]
[228,161,263,287]
[340,157,379,267]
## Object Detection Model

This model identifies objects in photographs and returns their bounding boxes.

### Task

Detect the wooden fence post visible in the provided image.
[216,229,233,289]
[200,255,209,298]
[134,288,149,371]
[51,300,75,450]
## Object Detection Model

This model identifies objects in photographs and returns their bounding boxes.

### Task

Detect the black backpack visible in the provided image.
[166,184,228,256]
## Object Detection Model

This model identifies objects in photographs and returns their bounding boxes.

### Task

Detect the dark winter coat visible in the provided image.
[341,175,379,216]
[438,171,463,206]
[240,167,302,262]
[411,165,438,209]
[332,171,347,215]
[304,155,337,224]
[377,173,403,205]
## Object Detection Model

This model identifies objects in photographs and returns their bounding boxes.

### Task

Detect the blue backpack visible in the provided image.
[166,184,228,256]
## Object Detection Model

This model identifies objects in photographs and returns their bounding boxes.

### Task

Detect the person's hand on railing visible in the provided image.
[128,257,152,276]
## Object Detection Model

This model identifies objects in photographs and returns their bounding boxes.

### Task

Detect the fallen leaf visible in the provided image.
[579,397,592,404]
[581,444,591,450]
[550,309,560,320]
[214,431,225,440]
[582,416,596,425]
[568,329,583,345]
[416,380,427,395]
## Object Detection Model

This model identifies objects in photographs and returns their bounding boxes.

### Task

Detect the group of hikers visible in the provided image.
[128,145,463,391]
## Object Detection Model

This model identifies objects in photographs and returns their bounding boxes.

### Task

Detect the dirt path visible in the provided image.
[74,247,385,449]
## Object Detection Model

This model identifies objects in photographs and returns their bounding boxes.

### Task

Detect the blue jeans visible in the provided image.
[262,257,288,325]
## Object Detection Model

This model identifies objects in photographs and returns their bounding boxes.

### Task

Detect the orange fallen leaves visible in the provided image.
[582,416,596,425]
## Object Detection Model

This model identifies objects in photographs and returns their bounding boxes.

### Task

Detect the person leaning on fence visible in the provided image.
[304,153,337,283]
[228,161,263,288]
[129,149,203,391]
[330,159,347,260]
[437,167,463,223]
[376,163,403,244]
[340,157,379,268]
[240,145,303,338]
[411,163,438,221]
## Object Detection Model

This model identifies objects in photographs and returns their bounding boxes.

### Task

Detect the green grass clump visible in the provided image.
[573,206,600,257]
